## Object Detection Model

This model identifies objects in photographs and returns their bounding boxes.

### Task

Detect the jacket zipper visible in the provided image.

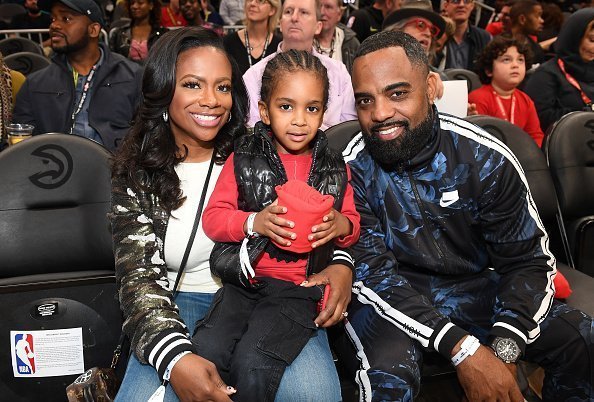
[407,171,446,266]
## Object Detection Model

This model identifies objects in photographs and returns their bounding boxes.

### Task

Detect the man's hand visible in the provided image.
[301,264,353,327]
[455,342,524,402]
[170,354,235,402]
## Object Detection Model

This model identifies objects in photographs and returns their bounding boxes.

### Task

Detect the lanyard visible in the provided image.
[314,30,336,59]
[166,6,183,26]
[69,63,98,135]
[244,30,270,68]
[493,90,516,124]
[557,58,593,108]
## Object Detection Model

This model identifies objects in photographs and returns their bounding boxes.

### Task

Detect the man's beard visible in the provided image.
[26,4,40,13]
[52,33,90,54]
[363,106,434,168]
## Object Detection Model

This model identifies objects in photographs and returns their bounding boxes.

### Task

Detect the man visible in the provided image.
[485,0,514,36]
[314,0,360,73]
[243,0,356,130]
[180,0,224,34]
[10,0,52,42]
[510,0,544,64]
[382,0,447,79]
[340,30,594,401]
[346,0,401,42]
[13,0,142,152]
[439,0,490,70]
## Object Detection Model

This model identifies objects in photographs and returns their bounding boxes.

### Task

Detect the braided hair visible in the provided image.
[260,49,330,111]
[0,52,12,140]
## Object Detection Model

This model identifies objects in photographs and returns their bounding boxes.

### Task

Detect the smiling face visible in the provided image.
[580,21,594,63]
[352,46,438,165]
[280,0,322,50]
[489,45,526,92]
[258,70,325,155]
[49,3,97,54]
[168,46,233,153]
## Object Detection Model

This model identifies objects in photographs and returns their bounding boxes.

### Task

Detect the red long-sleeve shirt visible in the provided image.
[203,152,361,284]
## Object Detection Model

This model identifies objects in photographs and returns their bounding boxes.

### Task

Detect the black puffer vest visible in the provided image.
[210,122,348,288]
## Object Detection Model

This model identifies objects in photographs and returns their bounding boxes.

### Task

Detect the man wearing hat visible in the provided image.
[382,0,448,79]
[13,0,143,151]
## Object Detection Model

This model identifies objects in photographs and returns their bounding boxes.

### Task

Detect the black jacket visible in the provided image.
[339,23,360,74]
[210,122,354,288]
[13,43,143,151]
[109,22,167,63]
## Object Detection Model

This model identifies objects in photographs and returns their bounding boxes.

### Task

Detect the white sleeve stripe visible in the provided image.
[155,338,193,372]
[333,255,354,263]
[492,322,528,343]
[148,333,186,366]
[433,322,455,352]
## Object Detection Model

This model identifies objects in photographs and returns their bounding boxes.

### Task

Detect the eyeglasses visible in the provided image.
[246,0,269,5]
[403,18,441,38]
[448,0,474,4]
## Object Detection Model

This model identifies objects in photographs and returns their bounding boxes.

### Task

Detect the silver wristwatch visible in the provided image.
[489,337,521,364]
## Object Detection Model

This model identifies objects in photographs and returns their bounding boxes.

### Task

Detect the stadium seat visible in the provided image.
[324,119,361,153]
[4,51,49,76]
[0,3,26,25]
[0,37,44,56]
[545,111,594,276]
[0,134,122,402]
[444,68,482,92]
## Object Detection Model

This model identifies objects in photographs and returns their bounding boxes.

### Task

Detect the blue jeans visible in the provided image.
[116,291,341,402]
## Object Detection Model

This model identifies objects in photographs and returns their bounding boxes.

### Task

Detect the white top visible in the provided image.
[164,161,223,293]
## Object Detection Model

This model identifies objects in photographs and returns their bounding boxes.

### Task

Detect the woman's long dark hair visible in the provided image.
[112,27,249,213]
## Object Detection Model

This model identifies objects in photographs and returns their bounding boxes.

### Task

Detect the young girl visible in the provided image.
[469,35,545,147]
[195,49,360,401]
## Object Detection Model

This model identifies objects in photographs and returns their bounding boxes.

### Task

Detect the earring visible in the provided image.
[162,111,168,122]
[228,114,232,123]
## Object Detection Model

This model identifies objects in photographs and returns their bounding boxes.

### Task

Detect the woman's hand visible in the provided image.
[250,200,296,246]
[170,354,235,402]
[302,264,353,327]
[308,209,352,249]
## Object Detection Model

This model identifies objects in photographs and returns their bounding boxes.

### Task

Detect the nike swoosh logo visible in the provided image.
[439,190,459,208]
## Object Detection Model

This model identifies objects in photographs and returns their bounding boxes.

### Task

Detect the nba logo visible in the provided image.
[14,334,35,375]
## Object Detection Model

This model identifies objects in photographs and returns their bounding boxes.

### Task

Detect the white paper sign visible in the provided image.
[434,80,469,118]
[11,328,84,377]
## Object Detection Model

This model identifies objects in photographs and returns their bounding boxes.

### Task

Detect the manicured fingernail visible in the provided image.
[289,221,294,228]
[227,386,236,392]
[286,241,291,246]
[300,281,308,286]
[311,243,317,248]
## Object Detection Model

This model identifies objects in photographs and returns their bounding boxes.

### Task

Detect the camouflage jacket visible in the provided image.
[110,176,195,380]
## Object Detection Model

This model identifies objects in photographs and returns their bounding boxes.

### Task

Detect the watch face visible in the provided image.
[494,338,520,363]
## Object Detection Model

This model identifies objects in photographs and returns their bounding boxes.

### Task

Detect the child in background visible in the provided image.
[469,35,545,147]
[195,49,360,401]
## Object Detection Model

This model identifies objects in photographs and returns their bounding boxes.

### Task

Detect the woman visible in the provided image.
[111,27,350,401]
[223,0,281,75]
[110,0,168,63]
[524,8,594,131]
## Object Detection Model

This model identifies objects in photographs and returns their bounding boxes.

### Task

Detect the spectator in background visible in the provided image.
[200,0,225,25]
[10,0,52,42]
[110,0,167,63]
[180,0,224,34]
[223,0,281,74]
[13,0,142,151]
[243,0,357,130]
[346,0,402,42]
[509,0,544,64]
[382,0,447,79]
[219,0,245,24]
[439,0,491,70]
[432,14,454,68]
[161,0,187,26]
[314,0,360,73]
[470,35,544,146]
[485,0,514,36]
[524,8,594,131]
[538,2,563,42]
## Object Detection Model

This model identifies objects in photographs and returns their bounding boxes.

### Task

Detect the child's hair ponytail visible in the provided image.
[260,49,330,111]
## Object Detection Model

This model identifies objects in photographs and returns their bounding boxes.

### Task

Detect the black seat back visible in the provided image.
[444,68,482,92]
[0,134,121,401]
[545,111,594,274]
[4,52,50,76]
[0,37,44,56]
[325,119,361,153]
